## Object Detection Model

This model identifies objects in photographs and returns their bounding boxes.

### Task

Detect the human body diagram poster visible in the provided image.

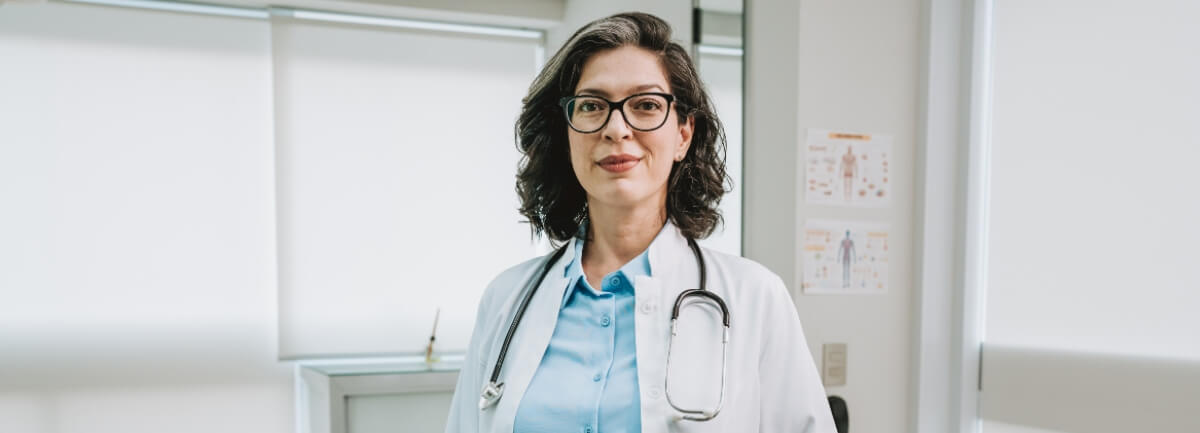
[803,129,892,207]
[801,220,890,294]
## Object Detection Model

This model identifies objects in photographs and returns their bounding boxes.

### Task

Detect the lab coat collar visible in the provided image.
[647,220,690,277]
[559,219,683,279]
[551,235,577,282]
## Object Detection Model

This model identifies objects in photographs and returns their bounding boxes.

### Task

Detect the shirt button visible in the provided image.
[609,275,622,286]
[584,425,593,433]
[592,373,602,382]
[600,315,611,327]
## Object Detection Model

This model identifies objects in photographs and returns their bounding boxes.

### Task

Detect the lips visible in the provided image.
[597,154,640,173]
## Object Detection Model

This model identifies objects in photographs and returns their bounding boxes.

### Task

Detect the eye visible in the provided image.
[578,101,602,112]
[629,95,667,112]
[635,100,662,110]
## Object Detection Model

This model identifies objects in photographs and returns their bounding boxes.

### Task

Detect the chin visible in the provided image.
[592,186,649,207]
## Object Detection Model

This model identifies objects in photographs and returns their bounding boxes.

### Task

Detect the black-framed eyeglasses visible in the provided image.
[558,92,677,134]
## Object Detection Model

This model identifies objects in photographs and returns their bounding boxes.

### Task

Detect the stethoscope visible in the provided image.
[478,237,730,421]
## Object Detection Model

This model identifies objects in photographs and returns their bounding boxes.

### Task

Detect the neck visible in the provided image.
[581,196,666,277]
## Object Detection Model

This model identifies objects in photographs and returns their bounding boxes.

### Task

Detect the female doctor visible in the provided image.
[445,12,835,433]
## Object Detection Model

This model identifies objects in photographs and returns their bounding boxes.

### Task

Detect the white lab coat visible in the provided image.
[446,223,836,433]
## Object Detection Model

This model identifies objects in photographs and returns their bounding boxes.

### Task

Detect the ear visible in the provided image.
[676,114,694,161]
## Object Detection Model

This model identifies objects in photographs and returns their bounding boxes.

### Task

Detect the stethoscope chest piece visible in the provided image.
[479,381,504,410]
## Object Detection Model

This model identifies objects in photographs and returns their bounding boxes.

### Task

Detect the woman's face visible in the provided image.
[568,45,693,212]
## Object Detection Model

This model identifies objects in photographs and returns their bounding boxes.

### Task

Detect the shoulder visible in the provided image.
[700,246,789,293]
[699,246,798,319]
[477,251,558,310]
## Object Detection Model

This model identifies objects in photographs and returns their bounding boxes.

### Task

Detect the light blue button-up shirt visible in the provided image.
[512,235,650,433]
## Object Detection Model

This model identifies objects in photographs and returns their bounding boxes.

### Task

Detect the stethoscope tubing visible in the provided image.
[479,244,568,410]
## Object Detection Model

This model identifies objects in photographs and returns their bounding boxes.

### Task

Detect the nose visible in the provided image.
[602,108,633,142]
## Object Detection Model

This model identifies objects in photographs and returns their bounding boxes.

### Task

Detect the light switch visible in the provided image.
[822,343,847,387]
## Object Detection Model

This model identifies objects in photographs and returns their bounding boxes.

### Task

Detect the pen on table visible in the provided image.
[425,307,440,366]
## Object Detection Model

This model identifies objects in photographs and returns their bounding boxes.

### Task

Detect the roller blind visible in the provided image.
[271,16,544,359]
[981,1,1200,432]
[0,1,279,385]
[985,0,1200,365]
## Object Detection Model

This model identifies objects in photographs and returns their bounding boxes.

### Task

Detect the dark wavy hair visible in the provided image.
[515,12,729,243]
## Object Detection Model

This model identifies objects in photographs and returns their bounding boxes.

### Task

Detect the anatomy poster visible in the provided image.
[803,129,893,207]
[801,220,889,294]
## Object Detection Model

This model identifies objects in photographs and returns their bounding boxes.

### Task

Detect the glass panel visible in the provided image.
[696,0,744,257]
[696,48,743,256]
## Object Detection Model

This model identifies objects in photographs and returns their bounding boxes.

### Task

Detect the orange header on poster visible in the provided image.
[828,132,871,140]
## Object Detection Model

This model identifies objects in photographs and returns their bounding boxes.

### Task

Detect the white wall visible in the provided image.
[745,0,920,432]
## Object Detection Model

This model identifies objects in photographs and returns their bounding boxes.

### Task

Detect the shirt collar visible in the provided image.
[560,222,664,308]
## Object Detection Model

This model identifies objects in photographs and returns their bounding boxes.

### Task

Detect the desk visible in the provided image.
[294,355,464,433]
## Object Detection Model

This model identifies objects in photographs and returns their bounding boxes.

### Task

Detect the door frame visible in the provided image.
[911,0,993,432]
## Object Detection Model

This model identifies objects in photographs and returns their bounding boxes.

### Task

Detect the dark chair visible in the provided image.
[827,395,848,433]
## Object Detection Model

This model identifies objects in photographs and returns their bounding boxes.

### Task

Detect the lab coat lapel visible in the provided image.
[485,244,574,433]
[633,222,699,433]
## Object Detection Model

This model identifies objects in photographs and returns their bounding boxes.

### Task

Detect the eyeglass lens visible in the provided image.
[564,94,670,132]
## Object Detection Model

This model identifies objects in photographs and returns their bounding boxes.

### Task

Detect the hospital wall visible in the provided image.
[745,0,920,432]
[742,1,1200,432]
[11,0,1195,432]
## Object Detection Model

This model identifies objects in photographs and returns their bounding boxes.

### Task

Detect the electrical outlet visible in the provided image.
[822,343,847,387]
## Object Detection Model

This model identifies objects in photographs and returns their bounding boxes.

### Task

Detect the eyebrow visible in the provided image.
[575,84,667,97]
